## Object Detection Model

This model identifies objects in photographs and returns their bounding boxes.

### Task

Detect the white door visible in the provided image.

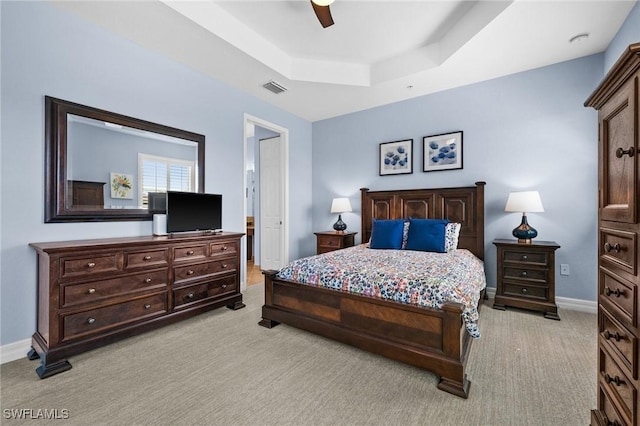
[259,136,285,270]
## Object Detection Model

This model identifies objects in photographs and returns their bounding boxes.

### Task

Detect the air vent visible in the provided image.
[262,80,287,94]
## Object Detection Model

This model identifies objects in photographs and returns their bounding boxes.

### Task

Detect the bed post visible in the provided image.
[474,181,486,260]
[258,270,280,328]
[438,302,470,398]
[360,187,369,243]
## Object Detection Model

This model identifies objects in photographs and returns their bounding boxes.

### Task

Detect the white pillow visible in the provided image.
[444,222,461,252]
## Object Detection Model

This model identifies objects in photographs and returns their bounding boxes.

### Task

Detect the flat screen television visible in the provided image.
[166,191,222,234]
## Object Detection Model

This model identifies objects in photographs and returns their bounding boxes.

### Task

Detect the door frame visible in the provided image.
[243,113,289,288]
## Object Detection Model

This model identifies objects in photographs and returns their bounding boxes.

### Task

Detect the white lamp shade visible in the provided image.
[331,197,352,213]
[312,0,335,6]
[505,191,544,213]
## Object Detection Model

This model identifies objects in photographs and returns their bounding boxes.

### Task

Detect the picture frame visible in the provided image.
[110,172,134,199]
[423,131,463,172]
[379,139,413,176]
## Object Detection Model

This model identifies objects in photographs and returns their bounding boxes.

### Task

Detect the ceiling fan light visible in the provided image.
[312,0,334,6]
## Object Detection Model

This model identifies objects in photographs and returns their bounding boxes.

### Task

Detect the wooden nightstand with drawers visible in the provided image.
[493,239,561,320]
[314,231,357,255]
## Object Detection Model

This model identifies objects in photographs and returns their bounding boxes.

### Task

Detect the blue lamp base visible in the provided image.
[512,213,537,244]
[333,214,347,232]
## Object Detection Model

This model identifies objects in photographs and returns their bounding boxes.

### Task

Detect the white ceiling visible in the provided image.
[53,0,637,122]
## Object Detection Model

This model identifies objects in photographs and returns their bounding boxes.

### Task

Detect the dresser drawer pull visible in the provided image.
[604,287,623,298]
[87,288,96,294]
[521,288,528,294]
[521,271,527,277]
[603,330,624,342]
[144,277,152,283]
[87,317,96,325]
[608,421,622,426]
[521,255,528,261]
[222,264,228,269]
[615,146,635,158]
[143,255,152,261]
[222,284,227,289]
[221,246,228,251]
[144,304,151,310]
[604,374,624,387]
[186,292,195,299]
[87,262,96,268]
[186,250,194,256]
[186,270,194,276]
[604,242,622,253]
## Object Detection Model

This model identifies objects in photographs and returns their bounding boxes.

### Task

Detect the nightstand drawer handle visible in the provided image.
[604,287,623,298]
[87,288,96,294]
[222,264,228,269]
[186,270,194,276]
[603,330,623,342]
[521,271,527,277]
[186,292,195,299]
[222,284,227,289]
[145,277,152,283]
[604,242,622,253]
[604,374,623,386]
[143,255,152,261]
[221,246,228,251]
[87,262,96,268]
[521,288,528,294]
[521,255,528,261]
[186,250,194,256]
[144,304,151,310]
[87,317,96,325]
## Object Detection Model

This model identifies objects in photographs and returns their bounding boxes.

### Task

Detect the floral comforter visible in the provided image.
[276,244,487,338]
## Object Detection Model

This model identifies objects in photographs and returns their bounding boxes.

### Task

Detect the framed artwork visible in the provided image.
[423,131,463,172]
[110,172,133,199]
[379,139,413,176]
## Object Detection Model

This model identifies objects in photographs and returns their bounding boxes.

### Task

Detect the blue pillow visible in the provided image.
[370,219,405,249]
[404,218,450,253]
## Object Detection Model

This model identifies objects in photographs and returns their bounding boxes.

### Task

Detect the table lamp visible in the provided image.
[505,191,544,244]
[331,197,352,232]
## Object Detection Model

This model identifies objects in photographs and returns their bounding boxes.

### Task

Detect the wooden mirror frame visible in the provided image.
[44,96,205,222]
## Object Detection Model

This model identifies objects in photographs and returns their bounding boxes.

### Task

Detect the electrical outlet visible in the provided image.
[560,264,570,276]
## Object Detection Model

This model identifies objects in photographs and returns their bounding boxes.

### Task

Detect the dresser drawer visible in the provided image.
[173,275,236,310]
[124,248,168,269]
[503,267,548,283]
[503,282,548,300]
[173,244,207,262]
[599,348,637,424]
[62,292,167,342]
[600,268,638,329]
[60,252,121,279]
[210,241,238,257]
[598,385,626,426]
[61,270,168,308]
[600,227,637,276]
[503,250,549,266]
[173,259,237,284]
[601,308,638,380]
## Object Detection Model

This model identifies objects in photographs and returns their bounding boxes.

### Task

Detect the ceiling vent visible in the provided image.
[262,80,287,94]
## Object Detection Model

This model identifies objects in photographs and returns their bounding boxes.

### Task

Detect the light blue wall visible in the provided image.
[0,1,312,346]
[312,54,603,301]
[604,2,640,72]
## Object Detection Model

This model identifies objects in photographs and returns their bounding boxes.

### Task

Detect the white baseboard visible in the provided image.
[1,338,31,364]
[0,292,598,365]
[484,287,597,314]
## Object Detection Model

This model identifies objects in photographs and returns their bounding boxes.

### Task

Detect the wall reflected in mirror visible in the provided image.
[66,114,198,210]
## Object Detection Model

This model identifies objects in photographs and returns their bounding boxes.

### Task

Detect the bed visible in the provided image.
[259,182,486,398]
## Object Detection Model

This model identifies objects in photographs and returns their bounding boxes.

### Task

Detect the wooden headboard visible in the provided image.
[360,181,486,260]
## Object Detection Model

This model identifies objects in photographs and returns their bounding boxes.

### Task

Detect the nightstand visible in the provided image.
[314,231,357,254]
[493,239,561,320]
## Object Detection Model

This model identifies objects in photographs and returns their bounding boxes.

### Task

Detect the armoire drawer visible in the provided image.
[601,308,638,380]
[600,227,637,276]
[600,268,638,330]
[599,348,637,424]
[62,269,168,308]
[62,292,167,342]
[597,384,627,426]
[173,275,236,309]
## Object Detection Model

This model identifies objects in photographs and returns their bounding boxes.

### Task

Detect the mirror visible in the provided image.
[45,96,205,222]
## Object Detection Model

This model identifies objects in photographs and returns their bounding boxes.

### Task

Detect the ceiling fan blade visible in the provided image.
[311,1,334,28]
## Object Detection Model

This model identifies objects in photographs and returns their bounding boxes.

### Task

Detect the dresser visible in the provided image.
[28,232,244,379]
[493,239,560,320]
[314,231,357,254]
[585,43,640,426]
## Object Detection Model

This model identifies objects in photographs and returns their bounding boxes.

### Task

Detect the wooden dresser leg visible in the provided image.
[36,360,72,379]
[27,347,40,361]
[258,318,280,328]
[437,375,470,399]
[226,300,246,310]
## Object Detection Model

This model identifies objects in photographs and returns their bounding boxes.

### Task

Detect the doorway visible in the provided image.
[243,114,289,287]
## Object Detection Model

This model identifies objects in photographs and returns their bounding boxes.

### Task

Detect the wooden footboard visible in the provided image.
[259,270,473,398]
